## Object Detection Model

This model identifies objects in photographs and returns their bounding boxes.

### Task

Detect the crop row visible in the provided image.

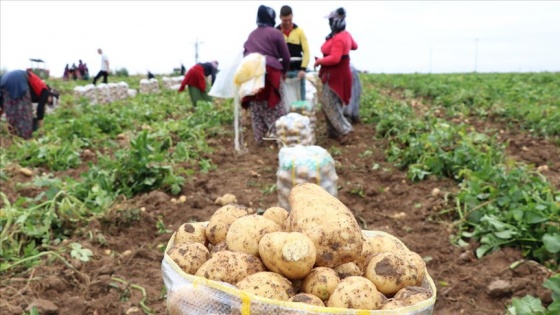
[359,74,559,269]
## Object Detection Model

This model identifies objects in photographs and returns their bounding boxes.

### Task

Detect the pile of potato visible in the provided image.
[139,78,160,94]
[288,100,317,143]
[73,82,136,105]
[165,183,433,314]
[275,113,315,147]
[161,76,184,90]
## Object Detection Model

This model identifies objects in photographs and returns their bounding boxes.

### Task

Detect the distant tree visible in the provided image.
[115,67,129,77]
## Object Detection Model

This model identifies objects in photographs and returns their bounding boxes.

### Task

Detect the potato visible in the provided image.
[167,241,210,275]
[258,231,316,279]
[236,272,296,301]
[356,233,407,270]
[226,214,281,256]
[393,286,432,306]
[369,233,407,255]
[206,204,248,245]
[381,299,406,310]
[174,222,207,246]
[167,285,210,315]
[364,250,426,296]
[355,235,376,271]
[215,193,237,206]
[285,183,363,268]
[326,276,384,310]
[334,262,362,279]
[195,251,265,285]
[301,267,340,302]
[288,293,325,307]
[167,285,236,315]
[262,206,289,227]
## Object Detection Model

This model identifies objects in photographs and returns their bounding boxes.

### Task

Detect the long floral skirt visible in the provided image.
[248,100,286,146]
[321,84,353,138]
[1,89,34,139]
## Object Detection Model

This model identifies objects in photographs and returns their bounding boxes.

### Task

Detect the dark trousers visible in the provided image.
[93,71,108,85]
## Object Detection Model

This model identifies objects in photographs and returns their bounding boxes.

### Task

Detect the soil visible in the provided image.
[1,100,557,315]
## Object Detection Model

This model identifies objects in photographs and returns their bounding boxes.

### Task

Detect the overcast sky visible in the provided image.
[1,1,559,77]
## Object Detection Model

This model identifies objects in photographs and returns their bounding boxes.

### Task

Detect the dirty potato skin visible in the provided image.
[195,251,265,285]
[301,267,340,302]
[209,241,228,256]
[258,231,317,280]
[286,183,363,268]
[167,242,210,275]
[326,276,384,310]
[226,214,282,256]
[393,286,432,306]
[174,222,208,246]
[236,272,296,301]
[288,293,325,307]
[334,262,362,279]
[205,204,248,245]
[364,251,426,296]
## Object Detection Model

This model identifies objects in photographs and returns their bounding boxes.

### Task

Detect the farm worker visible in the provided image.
[63,64,70,81]
[239,4,291,147]
[314,7,358,144]
[92,48,110,85]
[343,64,363,124]
[177,61,219,107]
[0,69,59,139]
[276,5,310,101]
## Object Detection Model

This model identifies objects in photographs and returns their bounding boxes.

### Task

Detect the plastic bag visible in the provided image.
[209,51,244,99]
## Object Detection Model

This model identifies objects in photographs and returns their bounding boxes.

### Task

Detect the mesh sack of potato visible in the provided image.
[74,84,98,105]
[289,100,317,144]
[162,230,436,315]
[95,83,113,104]
[276,145,337,211]
[162,76,173,89]
[275,113,314,147]
[162,184,436,314]
[116,81,129,100]
[149,78,160,93]
[108,83,119,101]
[127,89,137,98]
[139,78,152,94]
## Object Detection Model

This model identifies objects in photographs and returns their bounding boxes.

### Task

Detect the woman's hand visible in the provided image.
[314,59,321,70]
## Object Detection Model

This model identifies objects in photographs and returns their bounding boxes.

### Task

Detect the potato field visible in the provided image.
[1,72,558,315]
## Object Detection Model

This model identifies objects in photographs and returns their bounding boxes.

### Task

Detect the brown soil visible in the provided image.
[0,108,556,315]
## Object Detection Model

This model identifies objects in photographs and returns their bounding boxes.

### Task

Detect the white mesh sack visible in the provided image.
[275,113,314,148]
[96,83,113,104]
[127,89,137,98]
[74,84,98,105]
[162,229,437,315]
[116,81,129,100]
[149,78,160,93]
[108,83,119,101]
[139,78,151,94]
[288,100,317,144]
[276,145,338,211]
[281,77,302,113]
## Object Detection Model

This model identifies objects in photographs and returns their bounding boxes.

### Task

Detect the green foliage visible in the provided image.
[361,73,560,269]
[114,67,129,77]
[507,274,560,315]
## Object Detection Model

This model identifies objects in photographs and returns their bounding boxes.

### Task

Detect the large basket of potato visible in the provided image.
[162,183,437,314]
